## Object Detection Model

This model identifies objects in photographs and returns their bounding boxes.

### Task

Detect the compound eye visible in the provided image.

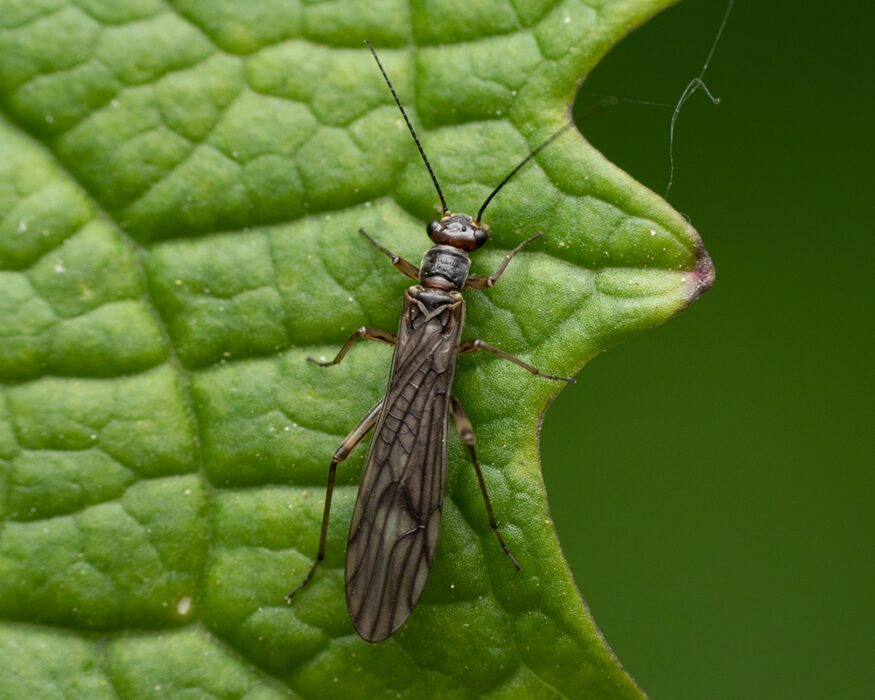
[426,220,442,240]
[473,227,488,248]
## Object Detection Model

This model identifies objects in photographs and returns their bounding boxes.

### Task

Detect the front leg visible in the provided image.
[465,232,542,289]
[458,338,575,383]
[359,228,420,281]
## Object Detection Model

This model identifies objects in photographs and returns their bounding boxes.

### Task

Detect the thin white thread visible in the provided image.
[665,0,735,198]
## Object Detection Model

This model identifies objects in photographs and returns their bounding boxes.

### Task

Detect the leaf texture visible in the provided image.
[0,0,711,697]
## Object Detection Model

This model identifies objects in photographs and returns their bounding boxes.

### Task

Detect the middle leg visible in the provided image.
[308,327,396,367]
[458,339,575,383]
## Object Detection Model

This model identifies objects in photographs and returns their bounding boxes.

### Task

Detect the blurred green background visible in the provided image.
[542,1,874,698]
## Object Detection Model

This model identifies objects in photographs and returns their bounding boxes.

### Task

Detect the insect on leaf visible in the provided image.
[0,0,710,697]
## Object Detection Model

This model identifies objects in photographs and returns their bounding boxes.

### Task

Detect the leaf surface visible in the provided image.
[0,1,711,697]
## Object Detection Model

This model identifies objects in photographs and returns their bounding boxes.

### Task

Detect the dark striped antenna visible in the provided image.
[475,125,571,225]
[474,96,619,224]
[365,39,449,215]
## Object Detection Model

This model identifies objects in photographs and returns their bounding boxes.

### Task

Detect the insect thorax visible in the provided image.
[419,245,471,291]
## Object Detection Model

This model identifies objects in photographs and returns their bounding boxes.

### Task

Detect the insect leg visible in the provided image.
[465,232,542,289]
[458,339,576,383]
[449,395,521,571]
[359,228,420,281]
[307,327,396,366]
[286,398,384,602]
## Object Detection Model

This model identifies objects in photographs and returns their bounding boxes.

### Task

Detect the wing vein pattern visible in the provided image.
[345,290,464,642]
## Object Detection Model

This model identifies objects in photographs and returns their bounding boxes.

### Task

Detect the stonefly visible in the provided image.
[286,40,575,642]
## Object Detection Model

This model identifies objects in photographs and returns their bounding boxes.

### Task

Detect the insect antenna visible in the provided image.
[365,39,449,215]
[475,124,571,225]
[475,93,623,224]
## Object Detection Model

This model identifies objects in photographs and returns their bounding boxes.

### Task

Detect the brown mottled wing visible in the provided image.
[345,289,464,642]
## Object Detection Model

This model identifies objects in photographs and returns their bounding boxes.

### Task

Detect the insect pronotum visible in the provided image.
[286,39,575,643]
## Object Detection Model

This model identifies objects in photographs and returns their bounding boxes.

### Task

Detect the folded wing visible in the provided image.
[345,291,464,642]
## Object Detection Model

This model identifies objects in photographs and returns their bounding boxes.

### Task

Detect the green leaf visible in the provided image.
[0,0,711,697]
